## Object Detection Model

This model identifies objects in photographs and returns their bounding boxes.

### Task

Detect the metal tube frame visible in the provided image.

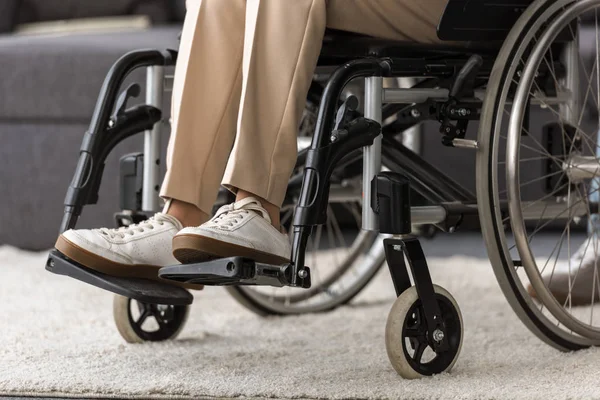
[290,58,390,287]
[143,66,165,212]
[362,77,383,231]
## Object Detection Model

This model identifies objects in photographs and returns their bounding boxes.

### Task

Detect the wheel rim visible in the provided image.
[507,0,600,340]
[478,0,600,348]
[127,300,188,341]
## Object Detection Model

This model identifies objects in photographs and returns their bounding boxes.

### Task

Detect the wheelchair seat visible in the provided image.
[317,30,499,67]
[318,0,538,67]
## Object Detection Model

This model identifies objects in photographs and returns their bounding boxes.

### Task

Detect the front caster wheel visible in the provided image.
[113,295,190,343]
[385,285,463,379]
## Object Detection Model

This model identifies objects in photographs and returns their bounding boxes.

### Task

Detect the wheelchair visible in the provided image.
[45,0,600,379]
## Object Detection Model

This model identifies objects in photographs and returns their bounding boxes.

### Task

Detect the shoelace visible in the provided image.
[97,214,170,239]
[205,197,271,230]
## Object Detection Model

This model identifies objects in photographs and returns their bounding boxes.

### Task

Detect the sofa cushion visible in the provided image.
[15,0,172,25]
[0,26,180,121]
[131,0,173,24]
[17,0,134,24]
[0,0,19,33]
[172,0,186,22]
[0,120,170,250]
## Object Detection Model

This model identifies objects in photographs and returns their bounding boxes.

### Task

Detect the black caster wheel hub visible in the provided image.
[401,293,462,375]
[129,300,189,341]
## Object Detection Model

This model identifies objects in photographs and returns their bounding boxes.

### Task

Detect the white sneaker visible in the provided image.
[172,197,291,265]
[56,213,183,280]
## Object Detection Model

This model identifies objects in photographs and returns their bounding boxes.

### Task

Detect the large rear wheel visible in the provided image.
[478,0,600,350]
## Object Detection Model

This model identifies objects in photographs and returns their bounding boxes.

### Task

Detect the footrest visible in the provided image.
[46,250,193,305]
[159,257,309,288]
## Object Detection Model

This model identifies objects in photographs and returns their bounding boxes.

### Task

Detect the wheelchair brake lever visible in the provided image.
[438,54,483,147]
[109,83,141,128]
[449,54,483,100]
[333,95,359,132]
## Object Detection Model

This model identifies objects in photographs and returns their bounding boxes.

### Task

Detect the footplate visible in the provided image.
[46,250,193,305]
[158,257,311,288]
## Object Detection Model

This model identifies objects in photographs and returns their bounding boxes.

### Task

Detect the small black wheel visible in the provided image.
[113,295,190,343]
[385,285,463,379]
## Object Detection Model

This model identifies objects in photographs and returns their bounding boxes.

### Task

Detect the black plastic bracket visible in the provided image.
[46,250,193,305]
[371,172,411,234]
[439,54,483,147]
[384,237,449,352]
[158,257,311,288]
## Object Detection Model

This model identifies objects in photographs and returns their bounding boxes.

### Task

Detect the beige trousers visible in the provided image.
[160,0,447,214]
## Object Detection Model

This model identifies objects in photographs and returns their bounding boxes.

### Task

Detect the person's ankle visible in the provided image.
[235,190,281,231]
[165,198,209,228]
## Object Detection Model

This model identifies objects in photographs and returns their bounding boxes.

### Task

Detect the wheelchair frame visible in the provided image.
[45,0,600,378]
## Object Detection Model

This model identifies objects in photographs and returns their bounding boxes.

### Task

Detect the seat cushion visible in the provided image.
[0,26,180,121]
[318,29,499,67]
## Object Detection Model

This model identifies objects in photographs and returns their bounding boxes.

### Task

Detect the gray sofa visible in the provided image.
[0,0,183,250]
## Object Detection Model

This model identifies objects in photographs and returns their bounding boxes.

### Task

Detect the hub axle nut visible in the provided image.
[433,329,445,342]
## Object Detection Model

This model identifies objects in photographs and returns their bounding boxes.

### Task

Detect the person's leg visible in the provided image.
[221,0,446,210]
[220,0,328,214]
[56,0,449,274]
[171,0,447,264]
[55,0,246,278]
[161,0,246,220]
[172,0,328,265]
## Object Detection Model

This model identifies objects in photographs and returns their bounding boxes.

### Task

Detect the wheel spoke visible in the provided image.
[151,308,168,328]
[326,206,341,270]
[538,217,571,275]
[540,226,568,314]
[404,326,424,339]
[479,3,600,345]
[507,193,594,252]
[412,341,426,363]
[562,183,595,309]
[135,307,151,327]
[499,169,565,196]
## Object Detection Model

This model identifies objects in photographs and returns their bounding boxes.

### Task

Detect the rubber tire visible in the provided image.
[476,0,590,350]
[113,295,190,343]
[385,285,463,379]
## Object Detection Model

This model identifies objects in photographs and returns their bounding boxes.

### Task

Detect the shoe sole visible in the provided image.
[172,234,290,265]
[55,235,204,291]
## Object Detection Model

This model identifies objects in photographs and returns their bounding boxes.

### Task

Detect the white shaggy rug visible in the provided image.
[1,243,599,400]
